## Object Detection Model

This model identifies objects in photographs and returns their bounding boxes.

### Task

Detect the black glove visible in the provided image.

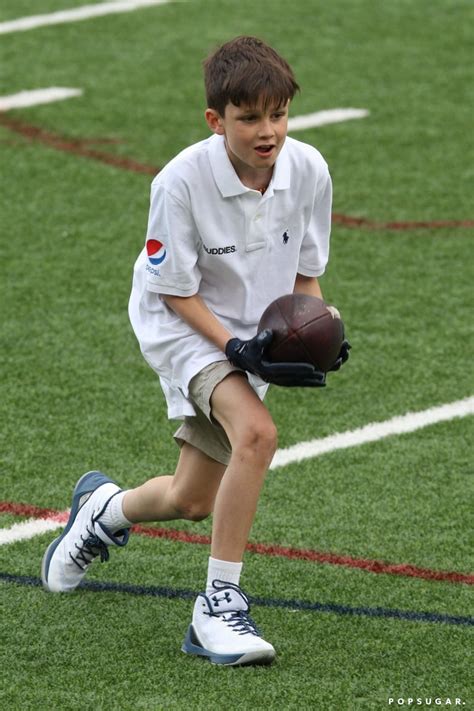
[225,330,326,387]
[328,339,351,372]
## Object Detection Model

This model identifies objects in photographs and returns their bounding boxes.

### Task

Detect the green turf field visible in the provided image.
[1,1,473,709]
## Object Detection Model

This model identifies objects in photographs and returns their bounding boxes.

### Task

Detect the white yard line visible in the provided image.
[0,517,64,545]
[0,92,368,129]
[270,396,474,469]
[0,88,83,111]
[0,0,173,35]
[288,108,369,131]
[1,397,472,545]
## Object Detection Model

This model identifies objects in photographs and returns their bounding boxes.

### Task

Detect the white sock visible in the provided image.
[206,556,243,595]
[99,491,132,532]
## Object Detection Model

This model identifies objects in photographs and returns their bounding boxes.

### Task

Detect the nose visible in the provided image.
[257,117,274,139]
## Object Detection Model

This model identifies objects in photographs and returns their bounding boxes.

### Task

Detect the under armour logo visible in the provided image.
[282,230,290,244]
[211,592,232,607]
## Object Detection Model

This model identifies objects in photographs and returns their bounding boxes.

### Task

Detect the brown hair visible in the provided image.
[203,36,299,116]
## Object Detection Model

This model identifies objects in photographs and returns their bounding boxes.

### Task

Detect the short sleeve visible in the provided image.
[144,183,201,297]
[297,167,332,277]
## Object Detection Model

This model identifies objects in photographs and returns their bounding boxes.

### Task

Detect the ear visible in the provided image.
[205,108,225,135]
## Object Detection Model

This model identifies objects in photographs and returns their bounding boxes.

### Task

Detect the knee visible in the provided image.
[171,494,212,522]
[233,418,278,464]
[181,506,210,522]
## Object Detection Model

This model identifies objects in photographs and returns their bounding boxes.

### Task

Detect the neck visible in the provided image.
[238,168,273,193]
[224,142,273,193]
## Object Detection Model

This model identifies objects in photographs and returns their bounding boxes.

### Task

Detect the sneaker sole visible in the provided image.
[41,470,116,592]
[181,625,275,666]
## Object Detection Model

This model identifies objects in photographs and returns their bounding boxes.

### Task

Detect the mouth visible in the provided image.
[254,144,275,157]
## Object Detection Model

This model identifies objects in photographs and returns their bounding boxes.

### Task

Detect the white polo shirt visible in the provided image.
[129,133,332,419]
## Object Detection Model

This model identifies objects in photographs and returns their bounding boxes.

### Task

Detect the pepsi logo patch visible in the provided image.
[146,239,167,265]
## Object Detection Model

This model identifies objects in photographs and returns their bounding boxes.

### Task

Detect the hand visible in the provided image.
[328,338,351,371]
[225,330,326,387]
[325,305,351,372]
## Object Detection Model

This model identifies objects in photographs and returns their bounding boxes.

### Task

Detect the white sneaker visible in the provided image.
[41,471,129,593]
[181,580,276,666]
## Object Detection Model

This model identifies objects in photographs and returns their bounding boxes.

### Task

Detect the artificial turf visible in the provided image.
[1,0,473,708]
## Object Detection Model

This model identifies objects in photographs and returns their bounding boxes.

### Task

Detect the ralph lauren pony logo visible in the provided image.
[282,230,290,244]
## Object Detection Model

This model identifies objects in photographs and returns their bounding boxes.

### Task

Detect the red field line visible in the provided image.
[0,502,69,523]
[332,213,474,230]
[1,114,473,230]
[0,114,156,175]
[2,501,473,585]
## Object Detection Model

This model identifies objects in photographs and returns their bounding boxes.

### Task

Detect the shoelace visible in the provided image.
[69,525,110,571]
[215,609,260,637]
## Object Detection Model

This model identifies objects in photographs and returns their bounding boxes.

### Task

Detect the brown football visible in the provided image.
[258,294,344,373]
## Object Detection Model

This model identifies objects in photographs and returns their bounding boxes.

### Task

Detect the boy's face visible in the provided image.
[205,100,289,181]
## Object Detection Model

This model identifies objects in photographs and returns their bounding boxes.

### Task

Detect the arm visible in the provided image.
[293,273,323,299]
[166,276,322,349]
[294,273,340,318]
[163,293,232,353]
[164,293,325,387]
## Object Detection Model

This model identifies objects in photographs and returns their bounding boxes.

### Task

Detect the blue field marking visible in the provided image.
[1,572,473,627]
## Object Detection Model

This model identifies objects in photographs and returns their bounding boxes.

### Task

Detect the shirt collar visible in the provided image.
[208,134,291,198]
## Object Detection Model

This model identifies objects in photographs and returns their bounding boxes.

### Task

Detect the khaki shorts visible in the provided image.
[173,360,246,465]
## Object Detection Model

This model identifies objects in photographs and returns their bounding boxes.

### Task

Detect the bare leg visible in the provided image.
[209,374,277,562]
[121,442,226,523]
[120,375,275,564]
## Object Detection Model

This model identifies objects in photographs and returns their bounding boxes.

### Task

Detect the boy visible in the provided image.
[41,36,349,666]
